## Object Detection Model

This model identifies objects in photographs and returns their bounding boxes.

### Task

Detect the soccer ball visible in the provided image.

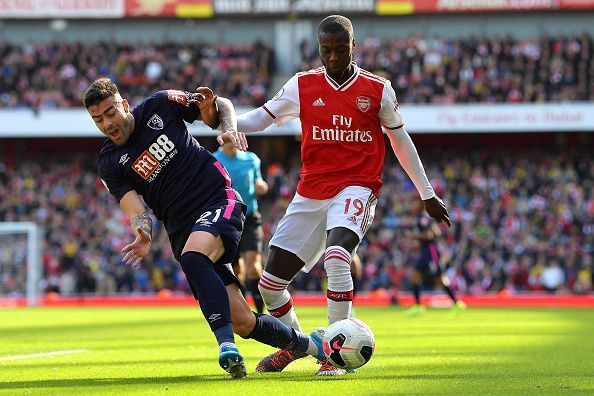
[322,318,375,370]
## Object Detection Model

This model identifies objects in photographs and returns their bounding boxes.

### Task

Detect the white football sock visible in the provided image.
[258,271,302,331]
[324,246,354,325]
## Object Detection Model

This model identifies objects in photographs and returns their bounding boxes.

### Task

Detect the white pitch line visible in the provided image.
[0,349,87,362]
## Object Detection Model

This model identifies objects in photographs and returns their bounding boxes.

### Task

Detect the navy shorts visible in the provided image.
[238,211,263,254]
[169,189,246,288]
[414,244,443,276]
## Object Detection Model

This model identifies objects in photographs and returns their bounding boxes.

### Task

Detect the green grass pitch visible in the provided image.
[1,306,593,395]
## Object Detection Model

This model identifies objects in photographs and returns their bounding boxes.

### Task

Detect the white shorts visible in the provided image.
[270,186,377,273]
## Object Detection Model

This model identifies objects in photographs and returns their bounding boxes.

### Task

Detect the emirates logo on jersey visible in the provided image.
[356,96,371,112]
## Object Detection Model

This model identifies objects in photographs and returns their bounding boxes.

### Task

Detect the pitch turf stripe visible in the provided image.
[0,349,87,362]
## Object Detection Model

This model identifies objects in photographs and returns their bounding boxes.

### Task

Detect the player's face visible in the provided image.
[318,30,353,79]
[88,94,133,146]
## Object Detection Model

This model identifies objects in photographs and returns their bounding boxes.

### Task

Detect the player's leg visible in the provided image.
[231,254,247,297]
[181,230,246,378]
[405,268,425,317]
[258,247,305,328]
[258,193,327,331]
[350,252,362,300]
[225,281,325,361]
[435,272,467,314]
[325,227,359,324]
[256,194,328,373]
[319,187,376,376]
[241,214,265,313]
[244,250,264,313]
[325,187,377,326]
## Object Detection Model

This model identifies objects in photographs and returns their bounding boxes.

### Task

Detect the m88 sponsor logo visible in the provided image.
[132,134,177,181]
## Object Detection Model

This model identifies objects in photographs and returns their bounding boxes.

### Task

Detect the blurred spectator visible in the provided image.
[0,40,275,109]
[300,32,594,103]
[0,148,592,296]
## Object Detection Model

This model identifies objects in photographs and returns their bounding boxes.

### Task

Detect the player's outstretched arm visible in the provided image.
[386,127,451,227]
[237,107,275,132]
[214,97,248,150]
[119,191,153,268]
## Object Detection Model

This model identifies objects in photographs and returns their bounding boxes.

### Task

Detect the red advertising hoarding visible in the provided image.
[124,0,213,17]
[376,0,556,14]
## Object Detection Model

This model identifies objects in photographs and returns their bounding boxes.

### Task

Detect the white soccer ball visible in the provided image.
[322,318,375,370]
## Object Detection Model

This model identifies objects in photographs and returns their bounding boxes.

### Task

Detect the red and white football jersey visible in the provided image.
[262,63,404,199]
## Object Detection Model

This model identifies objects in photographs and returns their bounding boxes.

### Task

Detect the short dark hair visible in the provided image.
[318,15,354,42]
[83,77,119,108]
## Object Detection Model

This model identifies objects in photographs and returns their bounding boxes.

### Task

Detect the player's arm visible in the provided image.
[119,190,152,268]
[237,75,300,133]
[253,155,268,195]
[379,82,451,227]
[190,88,247,150]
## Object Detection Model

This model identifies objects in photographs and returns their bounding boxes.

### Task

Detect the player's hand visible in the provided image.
[190,87,219,127]
[121,227,152,268]
[403,230,415,239]
[254,179,268,195]
[423,196,451,227]
[217,131,248,151]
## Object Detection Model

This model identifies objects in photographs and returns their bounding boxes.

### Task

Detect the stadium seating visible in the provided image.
[0,40,274,108]
[1,150,591,296]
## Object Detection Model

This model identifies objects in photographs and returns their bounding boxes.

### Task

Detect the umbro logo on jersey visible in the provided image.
[119,153,129,165]
[312,98,325,107]
[147,114,164,130]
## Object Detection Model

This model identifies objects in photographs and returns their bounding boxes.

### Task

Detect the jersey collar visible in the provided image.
[324,62,360,92]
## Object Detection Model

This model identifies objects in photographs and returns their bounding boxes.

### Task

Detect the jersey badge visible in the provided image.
[356,96,370,112]
[147,114,164,130]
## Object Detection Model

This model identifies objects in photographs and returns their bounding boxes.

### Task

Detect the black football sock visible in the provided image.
[180,251,234,346]
[443,285,457,303]
[412,284,421,305]
[246,313,309,354]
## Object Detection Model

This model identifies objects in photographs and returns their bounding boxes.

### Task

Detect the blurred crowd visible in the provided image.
[300,32,594,103]
[1,32,594,110]
[0,40,275,109]
[1,148,592,298]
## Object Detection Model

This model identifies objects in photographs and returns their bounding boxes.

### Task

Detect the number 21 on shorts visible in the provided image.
[195,208,222,226]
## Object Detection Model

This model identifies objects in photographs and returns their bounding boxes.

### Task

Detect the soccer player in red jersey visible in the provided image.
[235,15,451,375]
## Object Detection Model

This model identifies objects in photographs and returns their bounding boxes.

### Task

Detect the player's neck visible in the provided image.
[128,113,136,135]
[327,64,354,85]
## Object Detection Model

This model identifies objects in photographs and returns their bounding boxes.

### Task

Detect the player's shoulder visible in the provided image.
[295,66,325,79]
[98,139,117,160]
[98,139,122,173]
[246,150,260,162]
[357,66,390,85]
